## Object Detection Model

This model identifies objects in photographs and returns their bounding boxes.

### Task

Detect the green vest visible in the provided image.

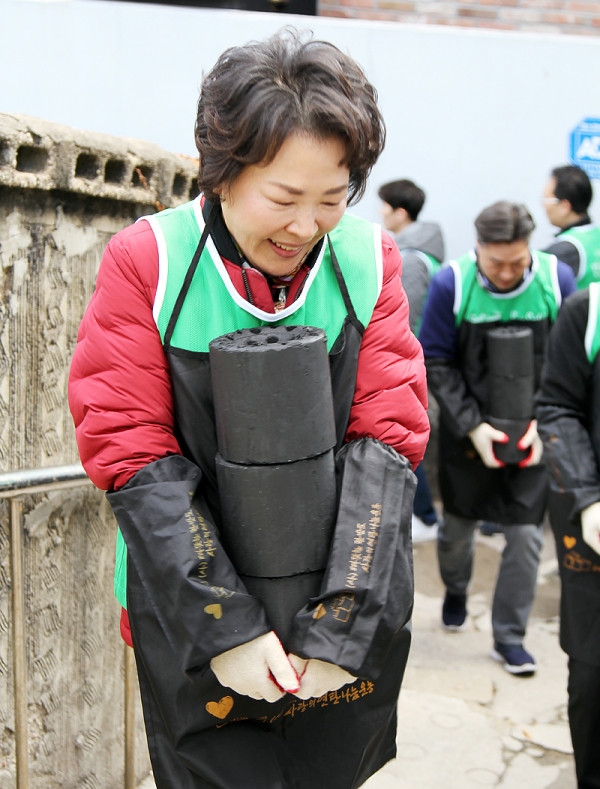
[585,281,600,364]
[451,249,561,327]
[114,199,384,608]
[559,224,600,290]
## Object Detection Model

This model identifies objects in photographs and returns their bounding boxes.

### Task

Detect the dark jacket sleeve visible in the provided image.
[419,267,482,439]
[537,289,600,520]
[108,456,270,670]
[544,240,580,279]
[290,438,415,679]
[557,259,577,300]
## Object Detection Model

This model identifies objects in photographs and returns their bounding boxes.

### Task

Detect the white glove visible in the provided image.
[468,422,507,468]
[581,502,600,557]
[288,655,356,700]
[210,632,300,702]
[516,420,544,468]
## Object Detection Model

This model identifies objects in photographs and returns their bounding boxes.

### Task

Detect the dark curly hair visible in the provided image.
[195,29,385,206]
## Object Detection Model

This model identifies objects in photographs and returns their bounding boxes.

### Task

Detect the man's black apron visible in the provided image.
[440,308,551,525]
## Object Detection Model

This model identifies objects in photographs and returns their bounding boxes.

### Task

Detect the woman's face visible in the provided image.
[218,134,350,277]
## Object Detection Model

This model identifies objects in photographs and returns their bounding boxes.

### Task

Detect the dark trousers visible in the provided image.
[413,463,437,525]
[568,658,600,789]
[549,492,600,789]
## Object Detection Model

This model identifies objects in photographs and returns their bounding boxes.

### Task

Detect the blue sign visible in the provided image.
[570,118,600,180]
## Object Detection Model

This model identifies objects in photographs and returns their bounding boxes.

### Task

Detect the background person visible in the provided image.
[419,201,576,674]
[378,178,445,335]
[542,164,600,288]
[379,178,445,536]
[68,31,428,789]
[537,283,600,789]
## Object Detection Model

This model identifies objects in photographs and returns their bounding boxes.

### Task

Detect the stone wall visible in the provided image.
[318,0,600,35]
[0,113,198,788]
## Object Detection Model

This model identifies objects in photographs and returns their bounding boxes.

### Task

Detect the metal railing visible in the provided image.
[0,464,138,789]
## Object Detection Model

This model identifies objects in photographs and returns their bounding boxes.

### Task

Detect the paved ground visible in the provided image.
[138,522,576,789]
[364,522,575,789]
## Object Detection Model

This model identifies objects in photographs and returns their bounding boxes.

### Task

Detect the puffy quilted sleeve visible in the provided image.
[345,232,429,468]
[68,221,181,491]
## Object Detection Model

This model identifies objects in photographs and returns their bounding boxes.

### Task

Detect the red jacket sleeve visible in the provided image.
[345,231,429,468]
[68,221,181,491]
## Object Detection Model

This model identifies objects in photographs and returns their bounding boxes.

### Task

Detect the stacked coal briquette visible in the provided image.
[210,325,338,649]
[486,326,535,464]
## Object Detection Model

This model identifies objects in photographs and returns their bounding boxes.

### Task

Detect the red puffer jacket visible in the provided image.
[69,215,429,645]
[69,218,428,492]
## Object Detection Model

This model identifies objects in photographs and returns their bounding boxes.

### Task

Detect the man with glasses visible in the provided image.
[419,201,576,675]
[542,165,600,289]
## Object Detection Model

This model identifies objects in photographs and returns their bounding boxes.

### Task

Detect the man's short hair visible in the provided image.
[551,165,593,215]
[377,179,425,221]
[475,201,535,244]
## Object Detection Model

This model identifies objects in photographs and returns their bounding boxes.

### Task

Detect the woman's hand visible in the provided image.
[210,632,300,702]
[288,655,356,700]
[468,422,508,468]
[517,420,544,468]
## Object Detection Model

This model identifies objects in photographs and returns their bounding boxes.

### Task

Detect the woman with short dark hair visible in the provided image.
[69,30,428,789]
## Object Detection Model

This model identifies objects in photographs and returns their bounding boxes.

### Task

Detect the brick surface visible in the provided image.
[498,6,544,19]
[377,1,416,10]
[458,7,497,16]
[318,0,600,35]
[566,1,600,11]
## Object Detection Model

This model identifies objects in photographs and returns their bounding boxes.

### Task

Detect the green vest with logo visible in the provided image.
[559,225,600,290]
[114,199,384,608]
[451,249,561,327]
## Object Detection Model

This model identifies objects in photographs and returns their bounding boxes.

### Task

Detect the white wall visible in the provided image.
[1,0,599,257]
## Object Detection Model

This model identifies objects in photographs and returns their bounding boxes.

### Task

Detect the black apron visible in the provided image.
[549,490,600,667]
[441,313,550,525]
[123,208,412,789]
[439,422,548,524]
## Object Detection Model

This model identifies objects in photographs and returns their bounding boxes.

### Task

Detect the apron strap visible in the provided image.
[328,236,365,335]
[165,211,364,349]
[164,201,219,351]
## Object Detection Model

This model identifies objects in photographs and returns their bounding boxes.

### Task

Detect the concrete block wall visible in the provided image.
[318,0,600,36]
[0,113,197,788]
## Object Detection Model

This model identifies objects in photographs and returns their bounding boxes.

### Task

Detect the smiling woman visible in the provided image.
[68,28,429,789]
[218,134,349,278]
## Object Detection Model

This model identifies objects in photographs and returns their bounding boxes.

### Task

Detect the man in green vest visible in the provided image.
[543,164,600,289]
[538,282,600,788]
[420,201,576,675]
